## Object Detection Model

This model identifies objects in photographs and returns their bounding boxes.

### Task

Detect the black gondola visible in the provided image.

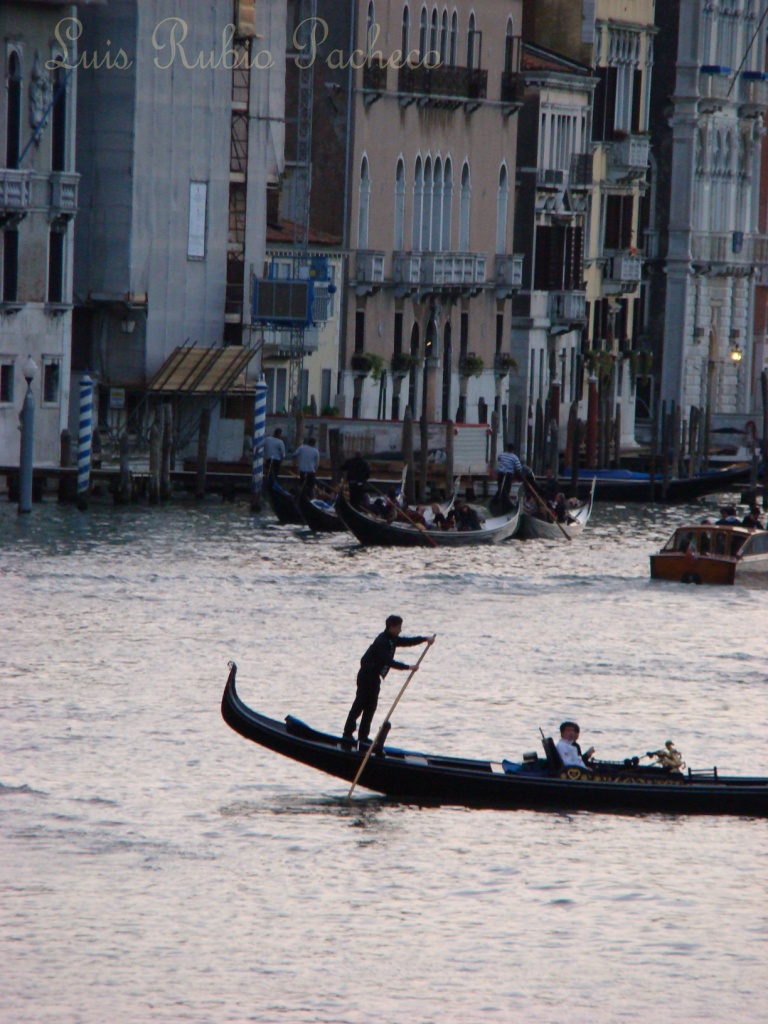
[297,490,347,532]
[221,664,768,816]
[554,464,752,502]
[265,480,305,525]
[334,492,521,547]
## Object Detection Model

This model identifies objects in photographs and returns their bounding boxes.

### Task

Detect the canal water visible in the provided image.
[1,497,766,1024]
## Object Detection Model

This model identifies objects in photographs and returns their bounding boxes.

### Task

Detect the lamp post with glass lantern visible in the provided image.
[18,355,37,514]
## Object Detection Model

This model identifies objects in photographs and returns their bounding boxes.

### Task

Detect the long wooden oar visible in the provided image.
[526,479,572,542]
[347,637,436,799]
[367,481,439,549]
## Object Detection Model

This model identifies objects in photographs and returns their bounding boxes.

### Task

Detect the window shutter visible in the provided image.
[631,69,643,134]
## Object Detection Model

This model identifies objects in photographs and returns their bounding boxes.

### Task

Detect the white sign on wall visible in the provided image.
[188,182,208,259]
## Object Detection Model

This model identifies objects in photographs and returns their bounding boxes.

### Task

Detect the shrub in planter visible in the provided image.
[391,351,419,374]
[350,352,385,381]
[459,354,485,377]
[494,352,518,374]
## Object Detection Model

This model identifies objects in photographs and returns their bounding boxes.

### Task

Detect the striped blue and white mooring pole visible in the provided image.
[77,374,94,507]
[251,376,268,510]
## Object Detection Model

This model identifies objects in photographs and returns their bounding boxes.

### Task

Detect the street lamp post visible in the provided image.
[18,356,37,514]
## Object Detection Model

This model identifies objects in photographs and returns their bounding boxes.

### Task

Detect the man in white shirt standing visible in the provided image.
[556,721,595,769]
[261,428,286,483]
[294,436,320,494]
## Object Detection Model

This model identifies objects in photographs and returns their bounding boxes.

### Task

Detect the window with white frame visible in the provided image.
[441,157,453,250]
[394,158,406,250]
[401,4,410,59]
[429,8,439,59]
[263,367,288,413]
[357,156,371,248]
[421,156,433,251]
[419,7,428,60]
[0,357,14,404]
[42,357,61,406]
[6,50,22,170]
[412,156,424,250]
[431,157,443,251]
[609,29,640,133]
[459,161,471,250]
[450,10,458,66]
[467,12,476,69]
[440,10,448,64]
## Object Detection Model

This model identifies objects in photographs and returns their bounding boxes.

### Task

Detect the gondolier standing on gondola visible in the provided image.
[343,616,435,747]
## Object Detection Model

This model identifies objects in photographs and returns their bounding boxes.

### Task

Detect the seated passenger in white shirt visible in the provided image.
[556,721,595,769]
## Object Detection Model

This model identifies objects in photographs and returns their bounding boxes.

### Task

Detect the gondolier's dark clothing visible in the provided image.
[343,630,427,743]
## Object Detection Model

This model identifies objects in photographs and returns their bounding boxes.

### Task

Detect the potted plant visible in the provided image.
[493,352,518,375]
[391,351,419,375]
[350,351,385,381]
[459,353,485,377]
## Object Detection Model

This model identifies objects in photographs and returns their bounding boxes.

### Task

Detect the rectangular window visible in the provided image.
[393,311,403,355]
[354,310,365,353]
[48,230,65,303]
[3,230,19,302]
[460,311,469,358]
[274,367,287,412]
[495,312,504,353]
[321,368,332,410]
[42,357,61,405]
[300,368,309,408]
[188,182,208,259]
[51,67,68,172]
[604,195,633,250]
[0,359,14,403]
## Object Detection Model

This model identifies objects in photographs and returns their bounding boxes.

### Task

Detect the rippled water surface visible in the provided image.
[1,496,767,1024]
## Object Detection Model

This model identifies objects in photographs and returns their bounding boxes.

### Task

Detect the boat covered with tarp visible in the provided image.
[221,663,768,815]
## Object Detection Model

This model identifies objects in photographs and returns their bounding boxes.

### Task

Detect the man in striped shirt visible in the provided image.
[496,443,523,506]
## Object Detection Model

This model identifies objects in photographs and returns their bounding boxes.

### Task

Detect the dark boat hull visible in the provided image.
[221,664,768,815]
[297,491,347,532]
[266,482,305,525]
[335,492,521,547]
[555,464,752,502]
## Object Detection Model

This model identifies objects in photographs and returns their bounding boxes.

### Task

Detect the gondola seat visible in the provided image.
[541,736,565,774]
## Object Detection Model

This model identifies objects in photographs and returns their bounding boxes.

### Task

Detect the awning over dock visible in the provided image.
[147,346,256,395]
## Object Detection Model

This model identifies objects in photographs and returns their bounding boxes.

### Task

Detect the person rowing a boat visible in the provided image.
[556,721,595,769]
[342,616,436,748]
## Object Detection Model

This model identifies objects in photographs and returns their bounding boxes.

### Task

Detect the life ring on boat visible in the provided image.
[681,571,702,585]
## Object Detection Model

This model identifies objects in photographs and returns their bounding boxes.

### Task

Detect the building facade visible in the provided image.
[0,0,86,467]
[648,0,768,425]
[280,0,524,434]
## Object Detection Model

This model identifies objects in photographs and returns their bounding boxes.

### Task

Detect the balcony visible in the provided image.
[354,249,386,295]
[500,71,525,115]
[392,251,422,297]
[537,168,566,190]
[494,254,524,298]
[604,252,642,292]
[691,231,768,273]
[738,71,768,116]
[607,135,649,181]
[362,61,387,106]
[547,291,587,330]
[261,328,319,359]
[699,66,733,113]
[398,63,488,111]
[49,172,79,221]
[420,252,486,294]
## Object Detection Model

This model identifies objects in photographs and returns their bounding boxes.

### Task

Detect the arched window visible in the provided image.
[432,157,443,251]
[366,1,375,55]
[358,156,371,248]
[51,64,68,172]
[412,156,424,250]
[504,17,517,73]
[6,52,22,170]
[422,156,433,251]
[394,158,406,251]
[401,4,410,60]
[459,161,471,250]
[441,157,453,250]
[450,10,459,66]
[467,12,476,70]
[419,7,428,60]
[440,10,449,64]
[429,8,439,60]
[496,164,509,254]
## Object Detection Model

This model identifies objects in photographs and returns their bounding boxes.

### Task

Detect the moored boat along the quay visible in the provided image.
[650,523,768,585]
[221,664,768,815]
